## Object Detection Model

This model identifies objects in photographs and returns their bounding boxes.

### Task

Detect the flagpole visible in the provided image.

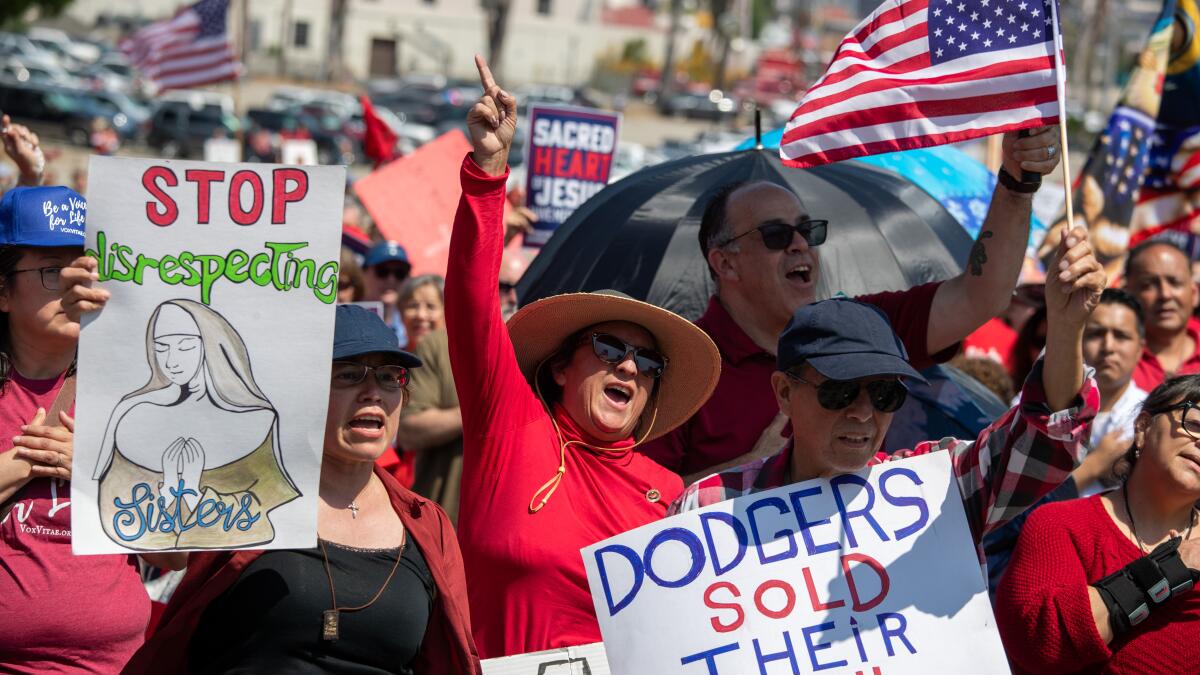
[1050,0,1076,230]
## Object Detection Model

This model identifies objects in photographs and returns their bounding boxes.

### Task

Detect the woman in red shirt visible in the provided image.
[446,57,721,658]
[995,375,1200,673]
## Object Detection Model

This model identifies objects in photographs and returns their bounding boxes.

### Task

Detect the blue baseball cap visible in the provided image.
[0,186,86,248]
[777,298,926,383]
[363,241,411,271]
[333,304,422,368]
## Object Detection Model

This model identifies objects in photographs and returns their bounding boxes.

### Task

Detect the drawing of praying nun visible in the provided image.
[93,299,300,550]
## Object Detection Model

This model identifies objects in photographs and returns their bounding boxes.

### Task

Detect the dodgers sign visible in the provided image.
[582,453,1008,674]
[524,105,621,246]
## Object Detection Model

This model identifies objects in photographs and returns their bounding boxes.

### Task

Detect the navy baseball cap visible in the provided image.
[333,304,423,368]
[363,241,411,270]
[0,186,86,247]
[777,299,926,383]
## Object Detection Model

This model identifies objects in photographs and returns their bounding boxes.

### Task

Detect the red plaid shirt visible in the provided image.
[669,361,1099,567]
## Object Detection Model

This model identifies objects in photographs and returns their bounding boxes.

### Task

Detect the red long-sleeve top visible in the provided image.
[446,155,683,659]
[995,495,1200,674]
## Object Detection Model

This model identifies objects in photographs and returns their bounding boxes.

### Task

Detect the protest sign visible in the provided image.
[354,129,472,276]
[482,642,610,674]
[282,139,319,166]
[71,156,344,555]
[582,453,1008,674]
[203,137,242,163]
[524,105,620,247]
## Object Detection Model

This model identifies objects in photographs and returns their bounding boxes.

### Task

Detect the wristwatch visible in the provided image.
[997,166,1041,194]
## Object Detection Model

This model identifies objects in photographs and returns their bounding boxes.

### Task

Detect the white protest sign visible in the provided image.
[482,642,610,674]
[204,137,242,163]
[282,139,319,166]
[582,453,1008,674]
[72,156,344,555]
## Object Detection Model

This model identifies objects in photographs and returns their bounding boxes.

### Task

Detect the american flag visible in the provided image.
[120,0,240,91]
[780,0,1062,168]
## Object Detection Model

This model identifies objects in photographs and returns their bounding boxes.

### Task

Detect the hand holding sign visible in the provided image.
[60,255,110,323]
[468,55,517,177]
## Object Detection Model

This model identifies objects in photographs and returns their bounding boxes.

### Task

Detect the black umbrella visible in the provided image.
[517,148,974,321]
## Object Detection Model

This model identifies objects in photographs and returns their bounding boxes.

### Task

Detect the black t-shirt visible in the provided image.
[189,538,434,674]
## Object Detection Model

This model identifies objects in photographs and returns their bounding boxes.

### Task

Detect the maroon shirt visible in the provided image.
[1131,317,1200,392]
[642,285,949,475]
[0,370,149,674]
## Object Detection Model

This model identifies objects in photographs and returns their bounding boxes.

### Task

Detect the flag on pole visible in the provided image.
[780,0,1062,168]
[1036,0,1176,276]
[120,0,241,91]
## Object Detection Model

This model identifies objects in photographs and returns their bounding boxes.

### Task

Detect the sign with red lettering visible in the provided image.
[582,453,1008,674]
[524,105,621,247]
[72,156,345,555]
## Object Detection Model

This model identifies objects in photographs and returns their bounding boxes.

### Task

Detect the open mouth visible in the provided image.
[837,433,872,446]
[604,384,633,407]
[786,264,812,284]
[348,414,384,431]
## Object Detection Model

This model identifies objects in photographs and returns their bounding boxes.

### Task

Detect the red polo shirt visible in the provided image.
[1131,318,1200,391]
[642,284,949,475]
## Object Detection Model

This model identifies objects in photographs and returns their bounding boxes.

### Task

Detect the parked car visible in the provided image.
[0,80,139,144]
[661,90,738,121]
[146,100,240,158]
[245,107,355,165]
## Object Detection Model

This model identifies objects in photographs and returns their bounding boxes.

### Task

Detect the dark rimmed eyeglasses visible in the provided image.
[1149,401,1200,441]
[585,332,668,379]
[8,266,62,292]
[719,220,829,251]
[785,370,908,413]
[331,361,410,391]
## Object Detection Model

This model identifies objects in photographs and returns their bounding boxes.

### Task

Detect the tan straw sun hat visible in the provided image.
[507,290,720,443]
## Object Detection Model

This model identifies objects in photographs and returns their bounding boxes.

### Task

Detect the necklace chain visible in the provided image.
[1122,481,1198,553]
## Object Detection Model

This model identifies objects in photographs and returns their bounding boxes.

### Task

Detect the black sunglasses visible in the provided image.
[331,361,410,391]
[586,332,668,379]
[499,281,517,293]
[785,370,908,413]
[720,220,829,251]
[372,266,410,280]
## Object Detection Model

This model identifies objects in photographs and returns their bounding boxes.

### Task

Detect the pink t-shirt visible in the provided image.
[0,370,149,674]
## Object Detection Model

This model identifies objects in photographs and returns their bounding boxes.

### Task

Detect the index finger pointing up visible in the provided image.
[475,54,497,92]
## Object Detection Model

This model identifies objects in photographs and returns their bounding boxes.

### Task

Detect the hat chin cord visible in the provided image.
[528,357,660,514]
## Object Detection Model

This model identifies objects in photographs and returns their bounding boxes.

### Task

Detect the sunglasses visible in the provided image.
[721,220,829,251]
[372,266,410,280]
[785,370,908,413]
[331,361,410,391]
[586,332,668,379]
[499,281,517,294]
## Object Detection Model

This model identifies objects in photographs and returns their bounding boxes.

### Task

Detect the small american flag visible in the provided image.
[120,0,240,91]
[780,0,1062,168]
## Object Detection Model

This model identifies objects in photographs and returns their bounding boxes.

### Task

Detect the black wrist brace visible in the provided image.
[1095,536,1199,635]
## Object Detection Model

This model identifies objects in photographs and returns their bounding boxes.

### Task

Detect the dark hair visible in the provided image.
[698,182,747,280]
[1011,305,1048,389]
[1124,238,1191,279]
[1114,374,1200,480]
[1096,287,1145,337]
[533,325,663,427]
[0,245,77,391]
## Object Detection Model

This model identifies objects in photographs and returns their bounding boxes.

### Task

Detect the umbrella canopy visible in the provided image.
[517,148,973,321]
[736,129,1048,246]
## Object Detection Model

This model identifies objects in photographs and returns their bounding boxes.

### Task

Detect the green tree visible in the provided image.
[1,0,73,28]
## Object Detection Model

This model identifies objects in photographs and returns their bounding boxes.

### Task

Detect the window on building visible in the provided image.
[536,0,551,14]
[293,21,309,48]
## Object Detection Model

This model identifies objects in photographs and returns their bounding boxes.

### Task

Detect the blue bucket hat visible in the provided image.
[333,304,422,368]
[0,186,86,247]
[777,298,926,383]
[363,241,411,271]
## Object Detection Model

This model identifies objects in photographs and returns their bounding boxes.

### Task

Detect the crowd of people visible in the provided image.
[0,54,1198,674]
